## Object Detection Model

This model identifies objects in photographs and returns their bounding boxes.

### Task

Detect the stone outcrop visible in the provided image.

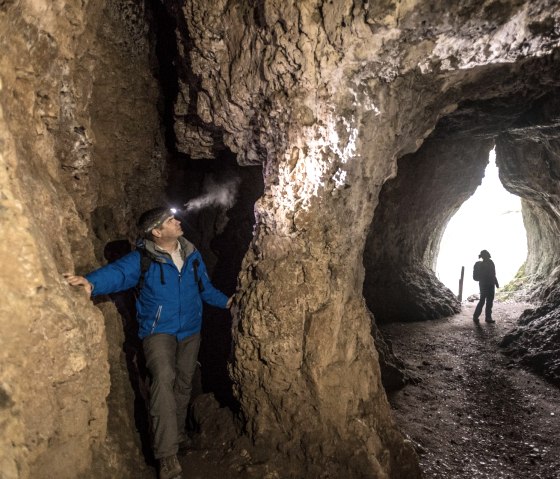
[0,1,164,477]
[496,92,560,385]
[501,303,560,386]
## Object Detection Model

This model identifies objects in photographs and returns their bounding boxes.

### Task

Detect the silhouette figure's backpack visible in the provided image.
[473,261,481,281]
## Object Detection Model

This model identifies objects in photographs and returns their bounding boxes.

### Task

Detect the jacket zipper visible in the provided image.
[178,272,182,330]
[150,305,163,335]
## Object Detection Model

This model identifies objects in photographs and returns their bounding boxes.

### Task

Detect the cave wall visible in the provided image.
[496,93,560,294]
[496,92,560,384]
[363,55,560,324]
[0,1,164,477]
[164,0,560,477]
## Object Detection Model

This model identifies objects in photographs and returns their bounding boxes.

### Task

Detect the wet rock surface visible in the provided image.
[382,302,560,479]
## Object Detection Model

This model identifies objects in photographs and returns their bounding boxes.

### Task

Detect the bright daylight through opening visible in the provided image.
[436,148,527,298]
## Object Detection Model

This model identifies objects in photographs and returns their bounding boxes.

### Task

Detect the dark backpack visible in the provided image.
[473,261,481,281]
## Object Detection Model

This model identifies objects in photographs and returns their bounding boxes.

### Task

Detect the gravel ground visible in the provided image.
[380,301,560,479]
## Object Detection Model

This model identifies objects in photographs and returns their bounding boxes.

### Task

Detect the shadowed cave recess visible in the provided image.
[2,1,560,478]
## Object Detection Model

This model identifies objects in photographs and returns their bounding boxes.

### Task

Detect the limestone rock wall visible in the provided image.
[496,93,560,385]
[0,1,164,477]
[496,93,560,294]
[168,0,560,477]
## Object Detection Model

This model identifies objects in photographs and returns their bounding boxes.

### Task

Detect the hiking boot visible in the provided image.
[473,316,479,324]
[159,454,182,479]
[485,318,495,323]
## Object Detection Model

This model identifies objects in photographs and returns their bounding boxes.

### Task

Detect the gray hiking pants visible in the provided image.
[143,333,201,459]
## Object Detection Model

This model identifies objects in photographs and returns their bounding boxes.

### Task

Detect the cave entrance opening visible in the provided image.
[436,147,527,298]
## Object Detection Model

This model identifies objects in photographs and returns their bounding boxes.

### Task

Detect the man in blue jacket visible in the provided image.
[66,207,231,479]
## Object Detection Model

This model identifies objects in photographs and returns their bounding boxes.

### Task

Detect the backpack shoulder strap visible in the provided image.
[192,258,205,293]
[137,249,151,292]
[136,248,161,293]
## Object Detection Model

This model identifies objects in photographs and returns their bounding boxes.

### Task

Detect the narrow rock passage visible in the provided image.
[381,302,560,479]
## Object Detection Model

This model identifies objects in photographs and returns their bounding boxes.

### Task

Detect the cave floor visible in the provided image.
[141,301,560,479]
[381,301,560,479]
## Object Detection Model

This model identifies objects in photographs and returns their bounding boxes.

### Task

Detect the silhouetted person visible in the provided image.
[472,249,499,324]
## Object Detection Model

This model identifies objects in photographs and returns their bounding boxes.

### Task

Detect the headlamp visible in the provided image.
[142,208,178,234]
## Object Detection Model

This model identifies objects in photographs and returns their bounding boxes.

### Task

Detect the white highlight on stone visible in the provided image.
[426,4,557,71]
[332,168,348,189]
[349,87,381,115]
[331,116,359,165]
[278,109,359,217]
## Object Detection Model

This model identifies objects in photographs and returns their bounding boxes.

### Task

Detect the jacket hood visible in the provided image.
[136,236,196,261]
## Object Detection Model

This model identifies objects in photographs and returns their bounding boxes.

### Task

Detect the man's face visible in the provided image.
[153,215,183,240]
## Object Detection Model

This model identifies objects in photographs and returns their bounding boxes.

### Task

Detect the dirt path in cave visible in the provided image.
[381,301,560,479]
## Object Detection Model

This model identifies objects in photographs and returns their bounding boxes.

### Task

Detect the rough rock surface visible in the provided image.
[501,304,560,386]
[0,1,164,477]
[496,94,560,385]
[164,1,560,477]
[384,301,560,479]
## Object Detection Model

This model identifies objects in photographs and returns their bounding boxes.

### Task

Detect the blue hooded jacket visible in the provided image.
[85,237,228,340]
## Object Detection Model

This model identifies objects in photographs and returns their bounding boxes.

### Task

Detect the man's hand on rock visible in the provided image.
[64,273,93,296]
